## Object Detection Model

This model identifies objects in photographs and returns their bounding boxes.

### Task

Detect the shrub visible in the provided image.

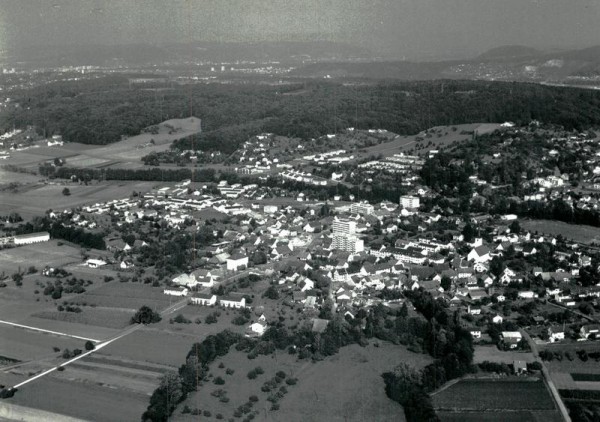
[275,371,286,379]
[285,377,297,385]
[214,376,225,385]
[249,395,258,402]
[203,410,211,417]
[226,368,235,375]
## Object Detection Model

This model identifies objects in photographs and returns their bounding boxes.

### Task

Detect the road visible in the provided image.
[520,329,571,422]
[0,319,101,343]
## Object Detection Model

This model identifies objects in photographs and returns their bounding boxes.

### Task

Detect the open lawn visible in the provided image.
[33,307,135,329]
[474,345,535,364]
[431,378,556,411]
[0,181,156,218]
[354,123,501,161]
[521,219,600,244]
[0,240,81,274]
[73,281,172,312]
[437,411,562,422]
[98,327,196,367]
[174,341,430,422]
[5,375,149,422]
[273,342,433,422]
[0,324,84,361]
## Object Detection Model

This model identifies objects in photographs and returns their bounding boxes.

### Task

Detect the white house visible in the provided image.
[246,315,268,337]
[172,273,197,288]
[492,314,503,324]
[548,326,565,343]
[219,296,246,309]
[86,259,107,268]
[467,246,491,263]
[164,286,188,297]
[227,251,249,271]
[190,293,217,306]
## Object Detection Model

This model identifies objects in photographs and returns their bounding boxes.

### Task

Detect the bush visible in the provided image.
[203,410,211,417]
[270,403,280,411]
[182,405,192,414]
[249,395,259,402]
[285,377,297,385]
[131,305,161,324]
[275,371,286,379]
[226,368,234,375]
[214,376,225,385]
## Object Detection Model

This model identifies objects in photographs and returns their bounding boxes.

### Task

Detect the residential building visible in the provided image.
[190,293,217,306]
[399,195,420,209]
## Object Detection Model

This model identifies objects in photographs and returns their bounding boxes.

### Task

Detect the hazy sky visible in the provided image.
[0,0,599,59]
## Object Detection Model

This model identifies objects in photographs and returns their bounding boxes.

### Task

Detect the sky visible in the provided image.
[0,0,599,60]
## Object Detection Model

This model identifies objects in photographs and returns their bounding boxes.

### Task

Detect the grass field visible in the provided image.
[98,328,197,367]
[0,181,156,218]
[437,410,563,422]
[474,345,535,364]
[521,219,600,244]
[571,373,600,382]
[174,341,430,422]
[73,281,173,312]
[0,324,84,361]
[431,378,556,411]
[354,123,501,161]
[5,375,149,422]
[0,240,82,274]
[33,307,135,329]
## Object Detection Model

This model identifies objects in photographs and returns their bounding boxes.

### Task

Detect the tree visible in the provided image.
[440,276,452,292]
[84,341,95,351]
[62,187,71,196]
[131,305,162,324]
[462,223,476,243]
[142,372,183,422]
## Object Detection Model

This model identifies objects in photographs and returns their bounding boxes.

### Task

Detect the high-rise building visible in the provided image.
[332,218,363,253]
[350,201,374,215]
[400,195,420,209]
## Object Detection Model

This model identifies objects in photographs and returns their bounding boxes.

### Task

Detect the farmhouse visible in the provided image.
[227,250,249,271]
[190,293,217,306]
[163,286,188,297]
[219,296,246,309]
[246,315,268,337]
[86,259,107,268]
[13,231,50,245]
[548,325,565,343]
[501,331,523,349]
[580,324,600,339]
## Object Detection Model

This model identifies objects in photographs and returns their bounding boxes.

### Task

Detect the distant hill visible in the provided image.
[476,45,543,61]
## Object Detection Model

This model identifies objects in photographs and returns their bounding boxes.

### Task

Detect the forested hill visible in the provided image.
[3,78,600,153]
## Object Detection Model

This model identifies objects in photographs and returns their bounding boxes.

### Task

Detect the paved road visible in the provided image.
[521,329,571,422]
[0,319,101,343]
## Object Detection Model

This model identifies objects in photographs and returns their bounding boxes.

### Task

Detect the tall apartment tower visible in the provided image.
[332,217,364,253]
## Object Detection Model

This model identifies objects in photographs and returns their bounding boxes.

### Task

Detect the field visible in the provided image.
[354,123,501,161]
[173,341,432,422]
[0,240,81,275]
[571,373,600,382]
[97,328,197,367]
[3,117,202,173]
[0,180,156,218]
[521,219,600,244]
[4,375,150,422]
[437,411,561,422]
[73,281,173,312]
[432,378,556,411]
[474,345,535,364]
[32,307,135,329]
[0,324,84,361]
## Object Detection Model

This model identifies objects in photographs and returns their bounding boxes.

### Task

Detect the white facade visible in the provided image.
[400,195,420,209]
[13,232,50,245]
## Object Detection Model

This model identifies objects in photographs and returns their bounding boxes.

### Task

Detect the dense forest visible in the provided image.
[3,76,600,154]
